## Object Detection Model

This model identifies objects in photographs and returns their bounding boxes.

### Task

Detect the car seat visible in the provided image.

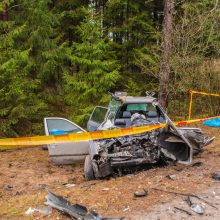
[122,111,132,127]
[147,111,158,122]
[147,111,166,123]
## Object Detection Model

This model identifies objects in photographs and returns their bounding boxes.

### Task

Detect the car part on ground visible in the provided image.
[185,196,205,215]
[45,192,124,220]
[212,171,220,181]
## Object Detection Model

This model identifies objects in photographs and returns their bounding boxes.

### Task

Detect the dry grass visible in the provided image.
[0,123,220,219]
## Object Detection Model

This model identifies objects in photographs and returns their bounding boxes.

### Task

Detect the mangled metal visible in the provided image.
[45,192,124,220]
[185,196,205,215]
[85,99,213,180]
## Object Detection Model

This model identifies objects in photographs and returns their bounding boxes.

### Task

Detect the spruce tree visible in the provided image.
[64,12,120,125]
[0,0,63,136]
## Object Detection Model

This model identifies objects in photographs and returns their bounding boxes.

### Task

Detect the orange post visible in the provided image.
[188,89,193,120]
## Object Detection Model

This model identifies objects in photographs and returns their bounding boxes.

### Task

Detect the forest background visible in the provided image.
[0,0,220,137]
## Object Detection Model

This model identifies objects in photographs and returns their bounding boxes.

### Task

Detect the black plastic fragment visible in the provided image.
[174,206,192,216]
[212,171,220,181]
[191,161,203,167]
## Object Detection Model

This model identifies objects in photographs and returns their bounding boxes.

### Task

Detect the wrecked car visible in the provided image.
[43,92,213,180]
[84,93,213,180]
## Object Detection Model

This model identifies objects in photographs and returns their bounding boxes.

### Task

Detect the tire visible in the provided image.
[41,145,48,150]
[84,155,95,181]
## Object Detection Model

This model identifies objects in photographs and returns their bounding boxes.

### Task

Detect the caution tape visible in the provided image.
[174,115,220,126]
[0,115,219,148]
[0,124,165,147]
[188,90,220,120]
[190,90,220,97]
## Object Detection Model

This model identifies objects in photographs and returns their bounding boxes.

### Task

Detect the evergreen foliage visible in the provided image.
[64,13,120,125]
[0,0,220,136]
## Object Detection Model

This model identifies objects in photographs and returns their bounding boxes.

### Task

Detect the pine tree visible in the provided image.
[103,0,161,95]
[64,12,120,125]
[0,0,64,136]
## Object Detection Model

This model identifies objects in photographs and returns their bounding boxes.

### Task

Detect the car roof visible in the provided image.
[120,96,157,104]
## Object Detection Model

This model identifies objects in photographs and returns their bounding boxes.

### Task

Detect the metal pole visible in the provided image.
[188,90,193,120]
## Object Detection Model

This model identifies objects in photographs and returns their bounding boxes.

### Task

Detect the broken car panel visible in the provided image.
[45,191,124,220]
[44,117,90,164]
[84,93,213,180]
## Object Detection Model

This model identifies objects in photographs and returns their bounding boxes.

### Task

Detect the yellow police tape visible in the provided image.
[190,90,220,97]
[188,89,220,120]
[0,115,219,148]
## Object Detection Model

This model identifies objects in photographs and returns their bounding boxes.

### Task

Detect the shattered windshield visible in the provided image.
[108,98,121,113]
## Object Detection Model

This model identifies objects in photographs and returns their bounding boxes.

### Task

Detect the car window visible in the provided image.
[126,103,147,111]
[126,103,156,112]
[108,99,121,113]
[47,119,82,135]
[90,107,108,124]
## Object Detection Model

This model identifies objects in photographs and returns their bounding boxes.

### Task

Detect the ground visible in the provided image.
[0,123,220,220]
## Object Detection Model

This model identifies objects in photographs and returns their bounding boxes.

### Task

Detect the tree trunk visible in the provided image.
[1,4,9,21]
[158,0,174,110]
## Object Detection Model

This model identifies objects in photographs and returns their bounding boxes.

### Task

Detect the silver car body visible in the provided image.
[44,117,90,164]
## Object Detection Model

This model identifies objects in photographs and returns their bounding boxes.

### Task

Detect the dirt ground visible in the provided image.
[0,123,220,220]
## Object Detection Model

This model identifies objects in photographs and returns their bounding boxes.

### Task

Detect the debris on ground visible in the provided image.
[63,183,77,188]
[45,191,124,220]
[174,206,192,216]
[185,195,205,215]
[152,188,218,209]
[203,118,220,127]
[166,174,176,180]
[25,206,52,215]
[1,124,220,219]
[134,188,148,197]
[3,184,13,191]
[191,161,203,167]
[212,171,220,181]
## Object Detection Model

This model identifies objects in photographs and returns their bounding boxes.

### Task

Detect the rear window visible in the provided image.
[126,103,156,111]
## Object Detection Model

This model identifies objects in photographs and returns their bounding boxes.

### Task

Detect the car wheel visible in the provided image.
[41,145,48,150]
[84,155,95,181]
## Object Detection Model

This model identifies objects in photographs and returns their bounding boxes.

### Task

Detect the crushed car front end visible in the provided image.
[84,97,214,180]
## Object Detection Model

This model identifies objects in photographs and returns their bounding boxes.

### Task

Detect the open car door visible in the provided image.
[87,106,109,131]
[44,117,89,164]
